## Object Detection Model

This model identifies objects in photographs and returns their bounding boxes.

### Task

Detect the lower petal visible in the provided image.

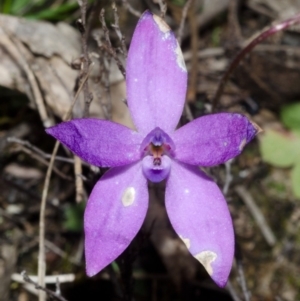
[84,162,148,276]
[165,161,234,287]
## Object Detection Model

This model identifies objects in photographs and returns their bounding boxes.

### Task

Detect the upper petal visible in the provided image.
[84,162,148,276]
[46,118,143,167]
[165,161,234,287]
[172,113,259,166]
[126,11,187,135]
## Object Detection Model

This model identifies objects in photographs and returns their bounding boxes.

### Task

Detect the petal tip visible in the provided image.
[251,121,263,135]
[86,267,98,277]
[246,119,263,144]
[85,249,107,278]
[45,126,54,136]
[212,276,228,288]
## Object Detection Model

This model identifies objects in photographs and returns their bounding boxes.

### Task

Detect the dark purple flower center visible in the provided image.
[140,127,175,182]
[140,127,175,162]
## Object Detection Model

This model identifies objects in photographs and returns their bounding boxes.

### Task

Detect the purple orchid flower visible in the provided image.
[46,11,259,287]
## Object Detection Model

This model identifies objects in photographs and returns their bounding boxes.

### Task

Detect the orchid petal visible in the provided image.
[46,118,143,167]
[126,11,187,135]
[172,113,259,166]
[84,162,148,276]
[165,161,234,287]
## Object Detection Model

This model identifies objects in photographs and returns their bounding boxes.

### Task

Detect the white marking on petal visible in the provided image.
[153,15,170,33]
[184,189,189,194]
[194,251,217,276]
[239,138,247,151]
[179,235,191,249]
[121,187,135,207]
[175,42,187,72]
[223,142,228,147]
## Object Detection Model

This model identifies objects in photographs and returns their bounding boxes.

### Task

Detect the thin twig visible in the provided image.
[0,29,51,127]
[211,12,300,111]
[12,273,75,284]
[177,0,194,45]
[112,2,128,58]
[37,73,90,301]
[44,239,82,266]
[223,159,233,195]
[235,185,277,246]
[74,155,84,203]
[77,0,93,117]
[6,137,78,164]
[226,280,242,301]
[22,271,69,301]
[186,0,199,102]
[184,102,194,121]
[99,8,126,78]
[121,0,141,18]
[8,143,72,181]
[236,260,251,301]
[157,0,167,19]
[38,140,60,301]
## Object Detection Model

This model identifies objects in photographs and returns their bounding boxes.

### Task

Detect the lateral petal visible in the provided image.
[46,118,143,167]
[84,162,148,276]
[172,113,259,166]
[126,11,187,135]
[165,161,234,287]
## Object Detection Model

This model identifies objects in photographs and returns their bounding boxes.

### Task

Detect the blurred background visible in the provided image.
[1,0,300,300]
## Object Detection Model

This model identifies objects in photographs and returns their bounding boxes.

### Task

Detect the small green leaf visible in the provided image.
[281,102,300,130]
[10,0,32,14]
[26,2,78,20]
[291,163,300,199]
[260,129,300,167]
[63,202,85,232]
[170,0,186,7]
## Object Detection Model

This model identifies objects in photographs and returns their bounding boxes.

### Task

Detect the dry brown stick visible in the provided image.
[121,0,141,18]
[38,140,60,301]
[227,0,243,42]
[15,144,72,181]
[22,271,68,301]
[77,0,93,117]
[37,73,90,301]
[112,2,128,58]
[99,8,126,78]
[186,0,199,103]
[0,29,51,127]
[74,0,92,205]
[6,137,77,164]
[74,155,84,203]
[157,0,167,18]
[44,240,81,266]
[223,159,233,195]
[235,185,277,246]
[177,0,195,45]
[211,12,300,110]
[226,280,242,301]
[236,259,250,301]
[177,0,197,121]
